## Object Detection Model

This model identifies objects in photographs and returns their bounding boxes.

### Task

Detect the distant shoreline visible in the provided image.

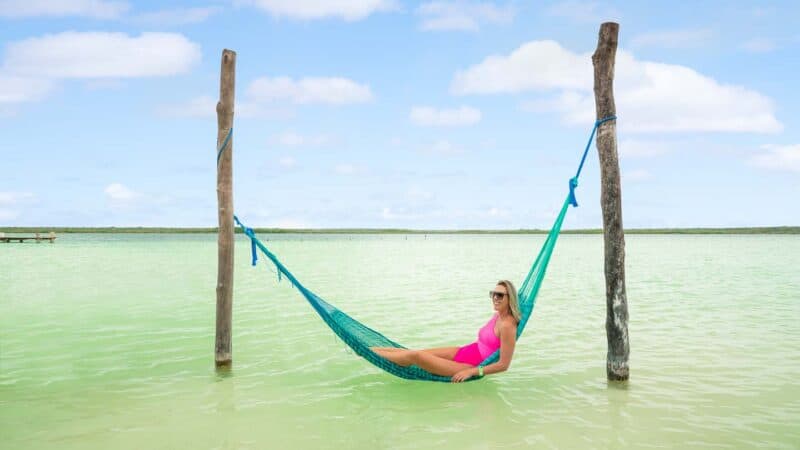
[1,226,798,235]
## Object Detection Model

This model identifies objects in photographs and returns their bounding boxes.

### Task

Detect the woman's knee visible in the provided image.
[406,350,421,364]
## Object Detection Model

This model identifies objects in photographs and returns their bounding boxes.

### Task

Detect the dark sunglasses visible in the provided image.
[489,291,508,300]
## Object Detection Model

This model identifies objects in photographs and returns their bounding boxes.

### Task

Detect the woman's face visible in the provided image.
[490,284,509,312]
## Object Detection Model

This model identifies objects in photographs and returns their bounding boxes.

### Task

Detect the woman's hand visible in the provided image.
[451,368,478,383]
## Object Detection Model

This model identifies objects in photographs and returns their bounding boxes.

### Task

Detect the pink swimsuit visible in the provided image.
[453,313,501,366]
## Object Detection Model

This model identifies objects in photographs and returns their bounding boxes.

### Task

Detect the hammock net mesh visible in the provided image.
[238,196,570,382]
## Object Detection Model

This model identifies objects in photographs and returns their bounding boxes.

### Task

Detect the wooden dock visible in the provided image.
[0,232,56,243]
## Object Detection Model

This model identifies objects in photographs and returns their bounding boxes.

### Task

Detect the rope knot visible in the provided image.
[570,116,617,208]
[568,177,579,207]
[234,215,258,266]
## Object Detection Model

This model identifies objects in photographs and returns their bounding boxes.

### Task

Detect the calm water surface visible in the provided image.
[1,233,798,449]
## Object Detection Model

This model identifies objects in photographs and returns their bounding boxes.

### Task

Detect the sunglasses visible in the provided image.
[489,291,508,300]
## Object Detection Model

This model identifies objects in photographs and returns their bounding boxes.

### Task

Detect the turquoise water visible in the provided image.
[1,233,798,449]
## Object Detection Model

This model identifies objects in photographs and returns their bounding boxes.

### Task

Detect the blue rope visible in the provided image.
[233,215,258,267]
[568,116,616,207]
[216,128,233,164]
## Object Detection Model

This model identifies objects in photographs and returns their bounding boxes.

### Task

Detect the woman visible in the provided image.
[371,280,520,383]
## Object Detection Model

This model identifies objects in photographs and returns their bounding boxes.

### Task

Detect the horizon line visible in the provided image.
[1,226,799,235]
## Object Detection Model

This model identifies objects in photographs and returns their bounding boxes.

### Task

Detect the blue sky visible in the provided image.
[1,0,798,229]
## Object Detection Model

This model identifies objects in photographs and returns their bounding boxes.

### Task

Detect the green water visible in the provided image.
[1,234,798,449]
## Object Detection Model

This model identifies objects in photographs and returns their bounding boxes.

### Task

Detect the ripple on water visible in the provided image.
[0,234,798,449]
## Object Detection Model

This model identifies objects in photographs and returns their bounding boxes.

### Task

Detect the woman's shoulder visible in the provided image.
[498,315,518,330]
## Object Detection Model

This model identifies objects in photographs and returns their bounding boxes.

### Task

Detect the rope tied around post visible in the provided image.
[229,115,617,381]
[568,115,616,208]
[233,215,282,282]
[216,128,233,164]
[233,214,259,266]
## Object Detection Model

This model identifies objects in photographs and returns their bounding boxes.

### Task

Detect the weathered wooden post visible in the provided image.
[592,22,630,381]
[215,49,236,368]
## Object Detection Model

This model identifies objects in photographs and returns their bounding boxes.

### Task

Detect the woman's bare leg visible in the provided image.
[422,346,460,359]
[371,347,405,353]
[371,346,459,358]
[371,346,459,365]
[370,347,472,377]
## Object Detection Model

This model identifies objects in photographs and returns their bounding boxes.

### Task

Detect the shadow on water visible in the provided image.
[331,373,541,449]
[606,379,630,390]
[605,378,633,448]
[342,372,510,418]
[213,365,234,381]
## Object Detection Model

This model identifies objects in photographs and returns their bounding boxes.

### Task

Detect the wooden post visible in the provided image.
[592,22,630,381]
[215,49,236,368]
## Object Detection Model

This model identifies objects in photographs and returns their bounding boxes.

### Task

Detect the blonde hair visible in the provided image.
[497,280,520,323]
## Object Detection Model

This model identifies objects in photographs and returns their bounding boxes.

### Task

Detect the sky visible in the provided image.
[1,0,798,229]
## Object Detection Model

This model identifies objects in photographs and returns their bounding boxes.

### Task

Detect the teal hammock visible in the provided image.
[230,117,615,382]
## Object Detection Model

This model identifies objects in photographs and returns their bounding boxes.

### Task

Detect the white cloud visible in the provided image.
[241,0,396,21]
[750,144,800,173]
[741,38,776,53]
[104,183,140,201]
[631,29,714,49]
[0,0,129,19]
[277,156,297,168]
[0,105,17,117]
[84,79,126,90]
[406,186,433,202]
[546,1,620,24]
[380,206,428,221]
[4,32,201,78]
[381,207,398,220]
[133,6,222,25]
[0,75,53,104]
[452,41,590,94]
[416,1,514,32]
[487,206,510,217]
[0,191,35,205]
[248,76,373,105]
[274,132,304,147]
[0,32,200,107]
[333,163,363,175]
[271,131,331,147]
[155,95,293,119]
[422,139,463,155]
[0,209,19,221]
[452,40,782,134]
[410,105,481,126]
[0,191,36,222]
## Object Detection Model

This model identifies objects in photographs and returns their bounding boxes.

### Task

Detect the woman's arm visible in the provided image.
[451,320,517,382]
[481,320,516,375]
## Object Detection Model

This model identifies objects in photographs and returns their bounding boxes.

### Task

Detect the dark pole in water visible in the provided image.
[592,23,630,381]
[215,49,236,369]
